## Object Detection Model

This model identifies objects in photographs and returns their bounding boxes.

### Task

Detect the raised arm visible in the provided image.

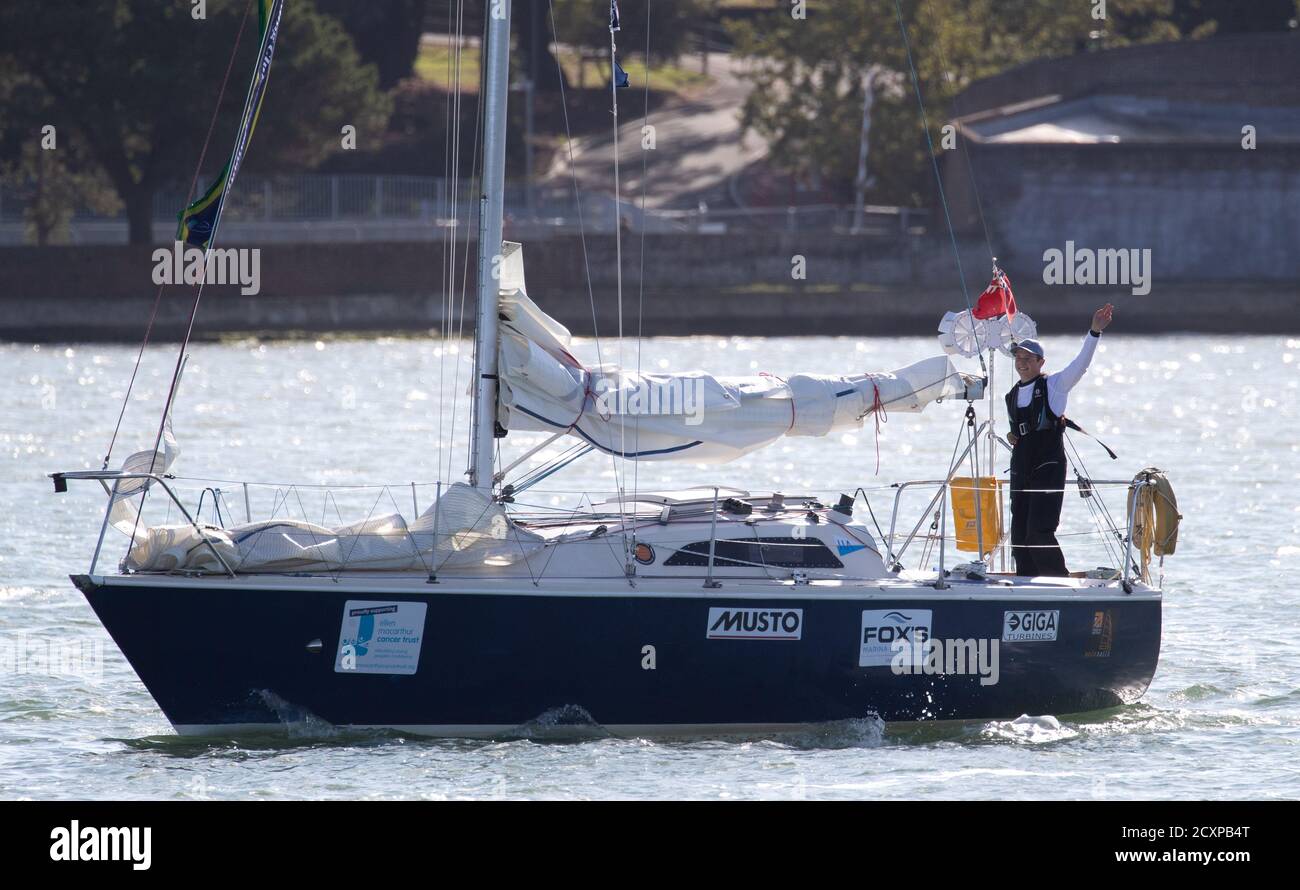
[1051,304,1113,395]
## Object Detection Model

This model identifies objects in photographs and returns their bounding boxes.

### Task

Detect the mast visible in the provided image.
[469,0,513,491]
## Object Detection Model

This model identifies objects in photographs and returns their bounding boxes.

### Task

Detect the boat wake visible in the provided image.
[758,716,888,750]
[979,714,1079,745]
[504,705,610,742]
[253,690,345,739]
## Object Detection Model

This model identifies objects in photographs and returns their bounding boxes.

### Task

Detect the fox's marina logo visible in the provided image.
[151,240,261,295]
[49,821,151,870]
[859,609,931,666]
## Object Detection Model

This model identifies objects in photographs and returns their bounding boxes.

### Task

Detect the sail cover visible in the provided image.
[495,243,982,463]
[123,482,544,574]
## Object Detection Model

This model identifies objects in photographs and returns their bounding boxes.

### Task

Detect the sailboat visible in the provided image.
[50,1,1169,737]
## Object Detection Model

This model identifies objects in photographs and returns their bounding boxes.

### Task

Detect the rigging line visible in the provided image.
[429,492,502,577]
[142,0,278,505]
[438,0,460,484]
[1076,442,1123,536]
[547,1,605,369]
[852,487,891,558]
[1064,434,1116,564]
[289,485,339,580]
[631,0,653,562]
[919,0,996,265]
[447,3,486,484]
[504,508,542,587]
[892,0,987,375]
[609,5,632,566]
[455,99,485,480]
[533,491,599,581]
[511,445,595,497]
[1066,431,1123,563]
[509,439,591,487]
[904,413,967,569]
[448,0,474,484]
[383,485,434,576]
[546,0,629,511]
[946,414,966,477]
[102,0,256,470]
[444,0,467,483]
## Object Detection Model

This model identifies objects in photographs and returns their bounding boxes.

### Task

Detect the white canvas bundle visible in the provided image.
[496,246,978,463]
[122,483,543,574]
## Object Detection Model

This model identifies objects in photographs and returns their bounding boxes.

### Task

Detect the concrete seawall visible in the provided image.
[2,236,1295,340]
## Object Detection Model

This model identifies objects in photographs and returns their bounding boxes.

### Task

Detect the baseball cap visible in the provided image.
[1012,338,1045,358]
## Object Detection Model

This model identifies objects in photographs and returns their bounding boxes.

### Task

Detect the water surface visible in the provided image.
[2,333,1296,799]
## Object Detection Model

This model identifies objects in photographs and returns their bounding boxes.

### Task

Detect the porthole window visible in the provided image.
[664,537,844,569]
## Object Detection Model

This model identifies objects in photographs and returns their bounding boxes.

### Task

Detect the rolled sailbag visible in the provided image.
[494,243,984,463]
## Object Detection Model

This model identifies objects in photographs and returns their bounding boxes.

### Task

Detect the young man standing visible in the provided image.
[1006,304,1114,576]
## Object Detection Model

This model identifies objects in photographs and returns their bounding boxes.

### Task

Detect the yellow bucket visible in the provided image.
[950,477,1002,555]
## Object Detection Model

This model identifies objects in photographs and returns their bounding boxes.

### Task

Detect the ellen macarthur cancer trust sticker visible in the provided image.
[334,601,427,675]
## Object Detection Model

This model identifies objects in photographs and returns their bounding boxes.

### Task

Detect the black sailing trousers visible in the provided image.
[1009,455,1069,577]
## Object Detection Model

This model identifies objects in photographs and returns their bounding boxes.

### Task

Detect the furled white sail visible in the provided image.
[107,407,181,542]
[495,243,983,463]
[122,482,544,574]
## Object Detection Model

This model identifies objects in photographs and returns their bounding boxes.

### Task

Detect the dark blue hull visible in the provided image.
[75,576,1161,735]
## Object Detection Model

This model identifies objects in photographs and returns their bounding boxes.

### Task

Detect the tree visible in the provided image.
[316,0,430,89]
[730,0,1224,205]
[0,62,122,245]
[548,0,707,67]
[731,0,956,205]
[517,0,571,92]
[1169,0,1300,35]
[0,0,390,245]
[6,140,124,246]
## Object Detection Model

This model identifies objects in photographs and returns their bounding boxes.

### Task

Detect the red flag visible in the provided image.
[972,273,1017,320]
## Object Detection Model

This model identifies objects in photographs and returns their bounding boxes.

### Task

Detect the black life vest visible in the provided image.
[1005,374,1063,439]
[1006,375,1067,477]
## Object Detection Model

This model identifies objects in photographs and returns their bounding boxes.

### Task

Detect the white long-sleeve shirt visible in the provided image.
[1013,331,1100,417]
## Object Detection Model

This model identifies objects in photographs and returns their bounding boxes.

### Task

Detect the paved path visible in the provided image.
[539,51,768,211]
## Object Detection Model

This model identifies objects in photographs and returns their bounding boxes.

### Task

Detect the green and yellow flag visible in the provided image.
[177,0,285,249]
